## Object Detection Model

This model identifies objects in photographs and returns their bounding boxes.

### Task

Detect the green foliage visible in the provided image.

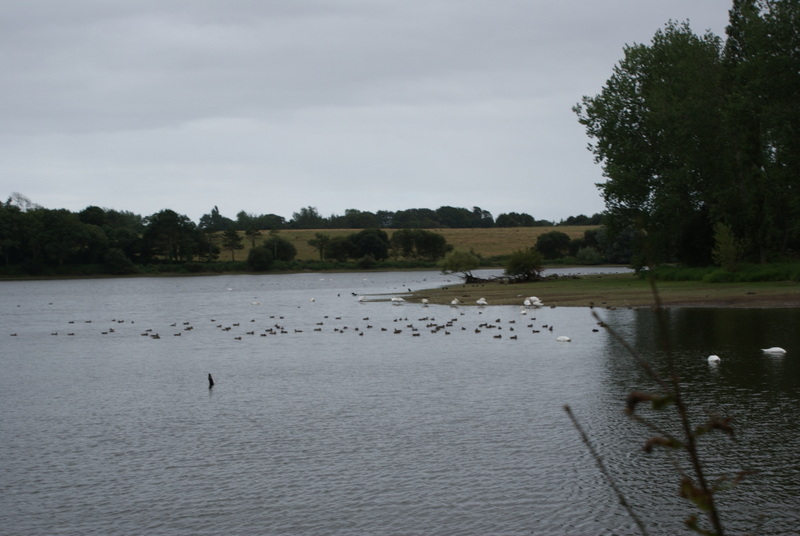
[649,265,716,281]
[504,249,544,281]
[702,269,738,283]
[356,254,378,269]
[440,249,481,280]
[350,229,390,261]
[262,235,297,262]
[389,229,450,261]
[0,192,608,276]
[247,246,273,271]
[143,209,201,262]
[290,206,326,229]
[104,248,136,274]
[236,210,285,232]
[307,232,331,260]
[244,227,262,248]
[650,262,800,283]
[575,4,800,266]
[575,247,604,265]
[325,236,352,262]
[535,230,571,259]
[221,228,244,261]
[712,222,741,272]
[329,209,382,228]
[198,205,234,231]
[569,299,745,535]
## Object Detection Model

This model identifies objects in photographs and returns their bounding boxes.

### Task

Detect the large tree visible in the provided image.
[575,21,727,266]
[221,228,244,261]
[262,234,297,262]
[291,206,326,229]
[389,229,449,261]
[575,2,800,266]
[143,209,199,262]
[198,206,234,232]
[720,0,800,261]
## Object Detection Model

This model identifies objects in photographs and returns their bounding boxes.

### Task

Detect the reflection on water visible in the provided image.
[0,272,798,535]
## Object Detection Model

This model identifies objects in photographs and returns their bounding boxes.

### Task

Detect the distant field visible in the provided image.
[229,226,597,261]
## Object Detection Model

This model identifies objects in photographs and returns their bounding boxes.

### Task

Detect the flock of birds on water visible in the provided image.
[7,294,580,344]
[8,293,788,364]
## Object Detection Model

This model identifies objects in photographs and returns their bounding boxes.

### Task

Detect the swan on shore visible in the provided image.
[476,298,488,306]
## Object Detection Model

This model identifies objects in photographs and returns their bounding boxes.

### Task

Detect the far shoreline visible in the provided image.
[404,272,800,309]
[3,268,800,309]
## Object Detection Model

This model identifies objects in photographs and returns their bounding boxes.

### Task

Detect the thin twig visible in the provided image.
[647,272,725,536]
[564,404,650,536]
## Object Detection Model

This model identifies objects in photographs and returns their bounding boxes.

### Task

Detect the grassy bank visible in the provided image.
[406,272,800,308]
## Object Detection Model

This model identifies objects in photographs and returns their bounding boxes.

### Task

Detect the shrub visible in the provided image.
[247,247,274,271]
[575,246,604,265]
[441,249,481,280]
[712,222,741,272]
[504,249,544,281]
[535,230,571,259]
[262,236,297,262]
[103,248,136,275]
[356,254,378,269]
[702,269,737,283]
[184,262,205,273]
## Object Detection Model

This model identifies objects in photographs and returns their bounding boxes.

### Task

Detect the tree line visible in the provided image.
[203,204,602,232]
[0,194,606,276]
[574,0,799,268]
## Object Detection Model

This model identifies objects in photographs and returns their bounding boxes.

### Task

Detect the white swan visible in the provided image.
[762,347,786,356]
[476,297,488,306]
[391,297,405,305]
[421,298,429,305]
[556,335,571,342]
[450,298,460,306]
[707,354,721,364]
[357,295,365,302]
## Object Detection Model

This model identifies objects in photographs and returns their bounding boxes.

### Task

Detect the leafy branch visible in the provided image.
[566,276,752,535]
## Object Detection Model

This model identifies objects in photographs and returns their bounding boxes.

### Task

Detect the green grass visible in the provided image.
[407,272,800,308]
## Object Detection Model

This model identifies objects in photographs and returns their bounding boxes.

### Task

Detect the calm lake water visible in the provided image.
[1,270,799,535]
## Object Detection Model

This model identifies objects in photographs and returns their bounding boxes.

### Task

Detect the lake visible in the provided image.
[1,271,799,535]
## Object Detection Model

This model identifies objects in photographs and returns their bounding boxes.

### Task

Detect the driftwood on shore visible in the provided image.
[463,273,580,284]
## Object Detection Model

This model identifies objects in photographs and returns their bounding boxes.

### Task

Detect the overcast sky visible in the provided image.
[2,1,733,224]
